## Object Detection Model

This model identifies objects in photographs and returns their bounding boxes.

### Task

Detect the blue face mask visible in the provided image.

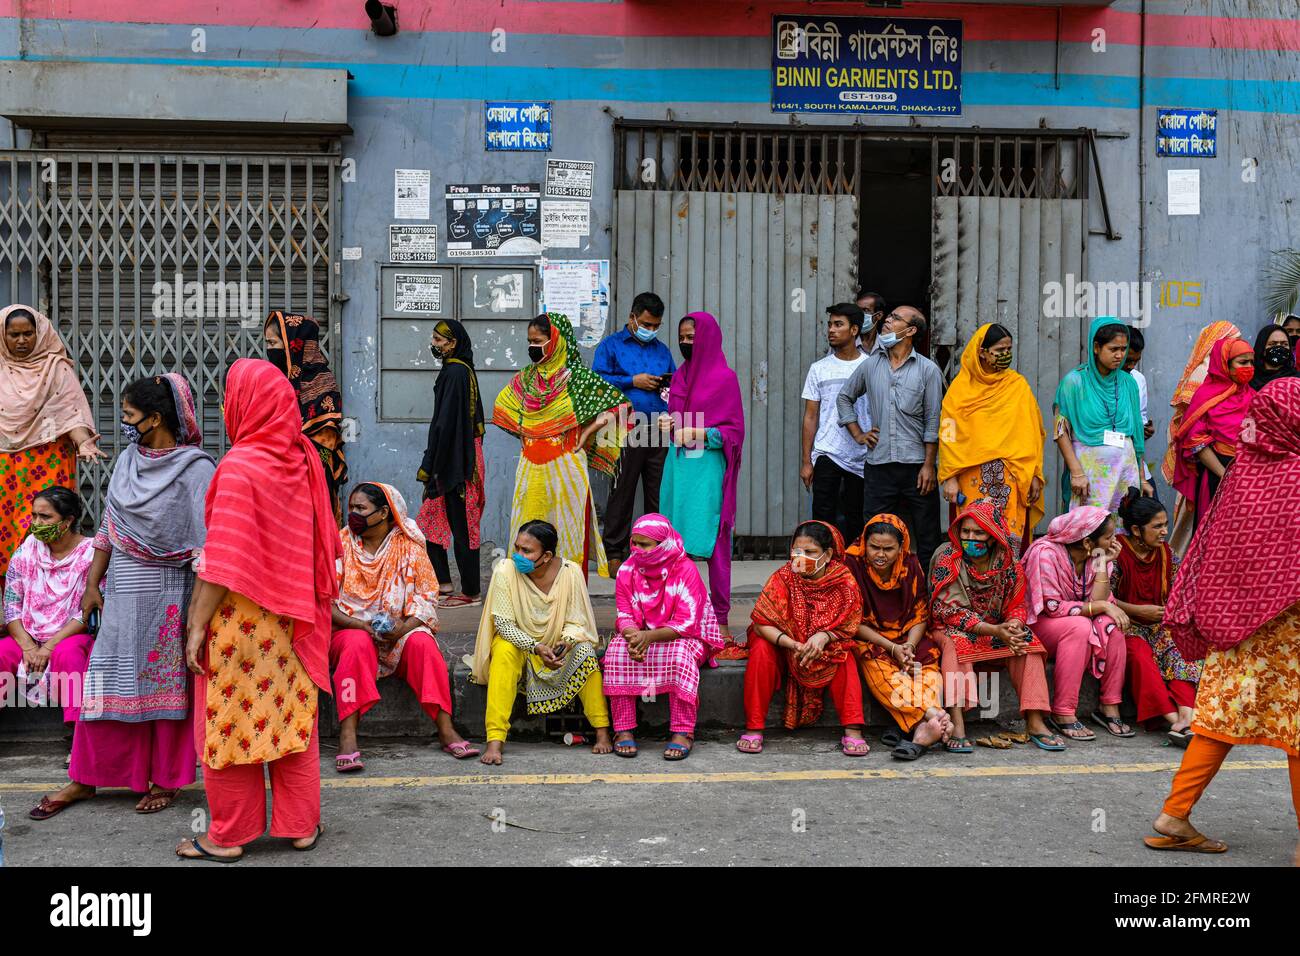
[961,540,990,560]
[633,324,658,344]
[511,552,537,574]
[120,420,152,444]
[877,330,900,349]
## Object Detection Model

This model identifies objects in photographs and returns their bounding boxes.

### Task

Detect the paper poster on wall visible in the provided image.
[542,259,610,348]
[389,225,438,263]
[393,273,443,313]
[1168,169,1200,216]
[469,271,526,314]
[544,159,595,199]
[542,200,590,249]
[484,101,553,151]
[394,169,431,220]
[445,182,542,258]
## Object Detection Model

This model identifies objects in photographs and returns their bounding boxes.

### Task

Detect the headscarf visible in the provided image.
[336,482,439,679]
[1173,337,1254,505]
[419,320,485,498]
[1161,321,1240,483]
[844,513,929,653]
[1021,506,1112,626]
[200,358,341,691]
[0,304,97,454]
[614,513,722,650]
[1167,378,1300,660]
[493,312,628,476]
[666,312,746,536]
[1054,315,1145,454]
[1114,533,1173,608]
[1249,323,1298,392]
[265,311,348,486]
[103,373,215,561]
[939,325,1046,538]
[749,521,862,729]
[928,499,1040,663]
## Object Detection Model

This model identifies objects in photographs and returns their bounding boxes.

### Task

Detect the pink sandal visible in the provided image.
[441,741,482,760]
[335,751,364,773]
[841,736,870,757]
[736,733,763,754]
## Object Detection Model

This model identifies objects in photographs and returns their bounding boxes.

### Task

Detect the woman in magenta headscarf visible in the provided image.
[658,312,745,643]
[1023,506,1132,742]
[602,514,724,760]
[1172,337,1255,530]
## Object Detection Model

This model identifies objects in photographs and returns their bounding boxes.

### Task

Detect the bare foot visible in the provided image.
[1152,812,1199,840]
[912,714,948,747]
[291,824,323,850]
[46,781,95,807]
[480,741,504,765]
[175,833,243,861]
[591,727,614,754]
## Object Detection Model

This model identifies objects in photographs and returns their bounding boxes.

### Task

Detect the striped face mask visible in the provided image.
[992,350,1013,370]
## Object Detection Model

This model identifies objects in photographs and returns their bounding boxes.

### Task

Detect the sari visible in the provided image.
[939,324,1045,555]
[1053,315,1145,513]
[1113,535,1199,685]
[335,482,439,679]
[0,305,95,579]
[602,514,724,707]
[1172,337,1254,528]
[1167,379,1300,754]
[265,311,348,510]
[748,523,862,729]
[493,312,628,577]
[417,319,486,551]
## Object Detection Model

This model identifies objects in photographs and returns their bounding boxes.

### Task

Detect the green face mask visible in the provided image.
[30,521,64,544]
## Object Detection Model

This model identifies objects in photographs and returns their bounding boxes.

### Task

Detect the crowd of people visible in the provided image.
[1,291,1297,860]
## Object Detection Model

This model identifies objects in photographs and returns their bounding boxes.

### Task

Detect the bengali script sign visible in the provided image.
[772,15,962,115]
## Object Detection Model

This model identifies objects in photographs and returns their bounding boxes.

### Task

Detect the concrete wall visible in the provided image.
[3,0,1299,552]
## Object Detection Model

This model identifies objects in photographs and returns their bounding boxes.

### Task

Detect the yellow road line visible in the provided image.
[0,759,1287,793]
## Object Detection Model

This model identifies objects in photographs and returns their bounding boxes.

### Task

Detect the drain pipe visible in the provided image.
[1137,0,1148,292]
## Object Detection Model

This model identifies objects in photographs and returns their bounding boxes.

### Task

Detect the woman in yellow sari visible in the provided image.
[938,323,1046,557]
[493,313,628,579]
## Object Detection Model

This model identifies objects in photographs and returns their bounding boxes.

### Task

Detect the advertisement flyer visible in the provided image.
[445,182,543,258]
[542,259,610,348]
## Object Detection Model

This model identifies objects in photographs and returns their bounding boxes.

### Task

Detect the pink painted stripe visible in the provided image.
[2,1,1300,52]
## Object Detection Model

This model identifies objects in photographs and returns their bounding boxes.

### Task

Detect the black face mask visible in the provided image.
[267,347,288,371]
[528,345,545,364]
[679,343,693,361]
[1265,344,1292,367]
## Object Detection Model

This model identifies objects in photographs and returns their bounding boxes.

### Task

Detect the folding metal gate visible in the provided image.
[0,150,340,519]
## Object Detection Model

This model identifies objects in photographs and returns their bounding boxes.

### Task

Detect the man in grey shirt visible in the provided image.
[835,305,944,568]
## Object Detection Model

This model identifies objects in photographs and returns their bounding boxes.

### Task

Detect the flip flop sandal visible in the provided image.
[880,729,903,748]
[945,736,974,754]
[177,838,242,863]
[736,733,763,754]
[891,740,926,761]
[1029,733,1067,752]
[974,736,1012,750]
[664,739,693,761]
[1143,832,1228,853]
[136,788,180,814]
[1050,718,1096,741]
[441,741,482,759]
[1090,710,1137,738]
[997,731,1031,745]
[335,751,365,773]
[841,736,870,757]
[1167,729,1194,749]
[293,824,325,852]
[29,793,93,820]
[439,593,483,608]
[614,737,639,758]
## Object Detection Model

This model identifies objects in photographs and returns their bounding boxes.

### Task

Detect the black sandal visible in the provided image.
[891,740,926,761]
[880,729,903,748]
[1090,710,1136,738]
[177,838,242,863]
[293,824,325,852]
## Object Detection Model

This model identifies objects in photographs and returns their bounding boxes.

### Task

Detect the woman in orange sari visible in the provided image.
[737,521,867,756]
[0,305,105,586]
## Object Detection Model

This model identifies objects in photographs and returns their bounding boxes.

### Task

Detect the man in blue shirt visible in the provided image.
[592,291,676,572]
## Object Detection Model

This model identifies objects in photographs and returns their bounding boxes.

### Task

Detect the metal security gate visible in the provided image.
[614,122,1091,545]
[0,150,340,519]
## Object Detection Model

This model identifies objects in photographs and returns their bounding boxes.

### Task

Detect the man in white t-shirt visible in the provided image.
[1124,324,1156,486]
[801,303,877,543]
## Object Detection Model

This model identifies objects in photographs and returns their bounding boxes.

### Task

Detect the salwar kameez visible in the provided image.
[0,631,93,723]
[329,628,452,723]
[660,431,731,621]
[509,434,607,578]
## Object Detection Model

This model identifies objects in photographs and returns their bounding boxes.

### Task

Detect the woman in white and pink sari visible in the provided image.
[602,514,723,760]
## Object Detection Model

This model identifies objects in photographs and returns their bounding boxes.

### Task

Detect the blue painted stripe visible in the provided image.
[5,53,1300,113]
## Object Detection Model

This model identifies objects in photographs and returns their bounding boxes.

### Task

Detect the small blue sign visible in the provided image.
[772,15,962,115]
[1156,108,1217,158]
[485,101,553,151]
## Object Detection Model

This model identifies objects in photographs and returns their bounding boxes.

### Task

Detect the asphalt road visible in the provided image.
[2,728,1295,867]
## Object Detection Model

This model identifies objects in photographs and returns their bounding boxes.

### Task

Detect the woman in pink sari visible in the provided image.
[1023,506,1132,742]
[1171,337,1255,530]
[602,514,723,760]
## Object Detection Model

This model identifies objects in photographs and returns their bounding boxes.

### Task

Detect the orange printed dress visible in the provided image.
[201,591,318,770]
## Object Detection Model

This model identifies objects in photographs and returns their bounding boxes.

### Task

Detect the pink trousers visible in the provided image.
[609,694,698,735]
[1030,613,1127,717]
[0,632,94,723]
[70,712,197,792]
[194,671,321,848]
[328,628,452,724]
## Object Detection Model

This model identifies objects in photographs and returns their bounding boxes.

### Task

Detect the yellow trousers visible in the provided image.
[485,637,611,743]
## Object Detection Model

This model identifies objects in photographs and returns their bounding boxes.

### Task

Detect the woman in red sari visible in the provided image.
[736,520,867,756]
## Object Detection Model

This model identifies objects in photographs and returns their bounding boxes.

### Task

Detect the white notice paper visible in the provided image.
[393,273,443,313]
[1167,169,1200,216]
[542,259,609,348]
[394,169,431,220]
[542,200,590,249]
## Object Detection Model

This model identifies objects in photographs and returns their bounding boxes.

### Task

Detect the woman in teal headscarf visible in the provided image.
[1053,317,1153,512]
